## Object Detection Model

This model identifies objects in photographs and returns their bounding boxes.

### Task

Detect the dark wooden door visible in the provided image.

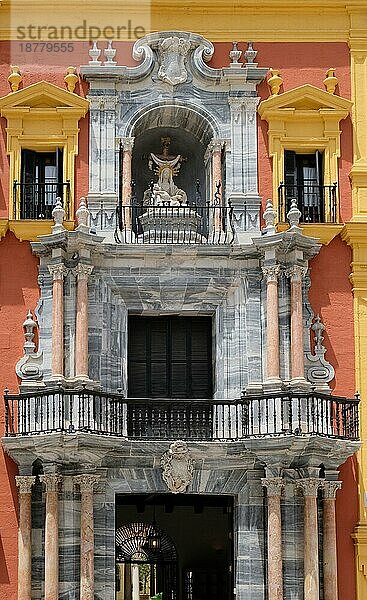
[128,316,212,399]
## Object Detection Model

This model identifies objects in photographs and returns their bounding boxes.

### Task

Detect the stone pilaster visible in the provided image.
[74,474,100,600]
[39,474,62,600]
[298,478,323,600]
[262,265,281,387]
[74,264,94,379]
[323,481,342,600]
[261,477,284,600]
[48,263,68,379]
[16,476,36,600]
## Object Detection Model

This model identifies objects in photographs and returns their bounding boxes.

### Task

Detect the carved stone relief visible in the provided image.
[161,441,195,493]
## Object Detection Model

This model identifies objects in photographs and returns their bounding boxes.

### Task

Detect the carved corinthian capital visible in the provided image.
[262,265,280,283]
[48,264,68,281]
[73,264,94,281]
[323,480,342,498]
[15,475,36,494]
[286,265,307,282]
[297,478,323,497]
[39,474,63,492]
[73,474,100,492]
[261,477,284,497]
[121,137,135,153]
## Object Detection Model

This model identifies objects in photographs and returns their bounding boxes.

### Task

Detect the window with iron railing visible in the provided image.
[278,151,338,224]
[13,149,70,220]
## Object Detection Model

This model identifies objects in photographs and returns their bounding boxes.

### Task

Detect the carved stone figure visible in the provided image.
[143,137,188,206]
[161,441,195,493]
[157,36,191,86]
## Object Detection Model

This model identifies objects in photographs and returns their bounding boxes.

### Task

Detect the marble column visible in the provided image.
[15,476,36,600]
[48,264,67,378]
[39,474,62,600]
[261,477,284,600]
[287,265,307,381]
[121,137,134,230]
[298,478,322,600]
[262,265,281,383]
[74,474,100,600]
[74,264,94,379]
[323,481,342,600]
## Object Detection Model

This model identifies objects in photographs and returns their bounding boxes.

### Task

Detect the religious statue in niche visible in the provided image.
[143,137,188,206]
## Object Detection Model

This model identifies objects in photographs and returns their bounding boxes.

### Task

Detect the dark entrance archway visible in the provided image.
[115,494,234,600]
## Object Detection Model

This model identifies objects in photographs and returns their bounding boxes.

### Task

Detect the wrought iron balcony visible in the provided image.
[113,202,235,245]
[13,180,71,220]
[4,389,359,441]
[278,182,338,223]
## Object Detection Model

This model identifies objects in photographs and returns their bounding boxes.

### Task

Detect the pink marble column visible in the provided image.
[210,140,223,231]
[74,264,93,379]
[74,474,100,600]
[262,266,281,382]
[15,476,36,600]
[261,477,284,600]
[287,265,306,381]
[323,481,342,600]
[40,474,62,600]
[121,137,134,230]
[299,478,322,600]
[49,264,67,378]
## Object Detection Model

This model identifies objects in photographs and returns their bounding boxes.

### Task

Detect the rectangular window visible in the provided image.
[17,149,65,219]
[284,150,324,222]
[128,316,212,399]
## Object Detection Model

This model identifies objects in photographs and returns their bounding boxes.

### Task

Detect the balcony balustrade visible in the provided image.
[13,181,71,220]
[278,182,338,223]
[4,389,359,441]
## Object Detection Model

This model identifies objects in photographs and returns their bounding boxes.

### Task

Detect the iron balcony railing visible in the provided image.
[13,180,71,220]
[114,203,235,245]
[4,389,359,441]
[278,182,338,223]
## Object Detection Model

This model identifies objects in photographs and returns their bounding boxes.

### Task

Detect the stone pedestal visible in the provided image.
[74,474,100,600]
[40,474,62,600]
[16,476,36,600]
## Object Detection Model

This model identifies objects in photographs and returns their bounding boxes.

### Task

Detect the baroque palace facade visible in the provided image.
[0,2,367,600]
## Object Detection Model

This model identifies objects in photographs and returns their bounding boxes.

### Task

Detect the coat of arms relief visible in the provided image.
[157,36,191,86]
[161,441,195,493]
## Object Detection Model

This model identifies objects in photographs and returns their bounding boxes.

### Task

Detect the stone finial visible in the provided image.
[262,199,276,234]
[23,310,37,354]
[323,68,338,94]
[287,198,302,229]
[229,41,242,67]
[64,66,78,93]
[104,40,117,65]
[52,198,66,233]
[244,41,257,64]
[268,68,283,96]
[76,197,90,233]
[89,41,101,65]
[8,65,22,92]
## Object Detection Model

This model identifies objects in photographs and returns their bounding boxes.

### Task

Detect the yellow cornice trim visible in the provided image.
[0,219,8,239]
[0,81,89,114]
[341,222,367,247]
[301,224,343,245]
[8,220,75,242]
[259,84,352,119]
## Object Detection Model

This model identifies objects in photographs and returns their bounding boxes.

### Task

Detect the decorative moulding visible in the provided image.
[16,310,44,389]
[161,441,195,494]
[8,220,75,242]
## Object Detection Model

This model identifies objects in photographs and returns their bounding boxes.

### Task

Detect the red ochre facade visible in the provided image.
[0,39,357,599]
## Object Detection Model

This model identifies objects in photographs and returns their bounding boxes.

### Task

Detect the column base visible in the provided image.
[263,377,286,393]
[289,377,313,392]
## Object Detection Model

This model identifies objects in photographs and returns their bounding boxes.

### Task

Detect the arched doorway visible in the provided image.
[116,521,178,600]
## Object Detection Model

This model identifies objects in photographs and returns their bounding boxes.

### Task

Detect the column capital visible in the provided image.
[262,264,280,282]
[286,265,307,282]
[207,139,224,153]
[48,263,68,281]
[323,480,342,498]
[261,477,284,496]
[40,474,62,492]
[74,474,100,492]
[121,136,135,152]
[73,263,94,281]
[297,477,323,497]
[15,475,36,494]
